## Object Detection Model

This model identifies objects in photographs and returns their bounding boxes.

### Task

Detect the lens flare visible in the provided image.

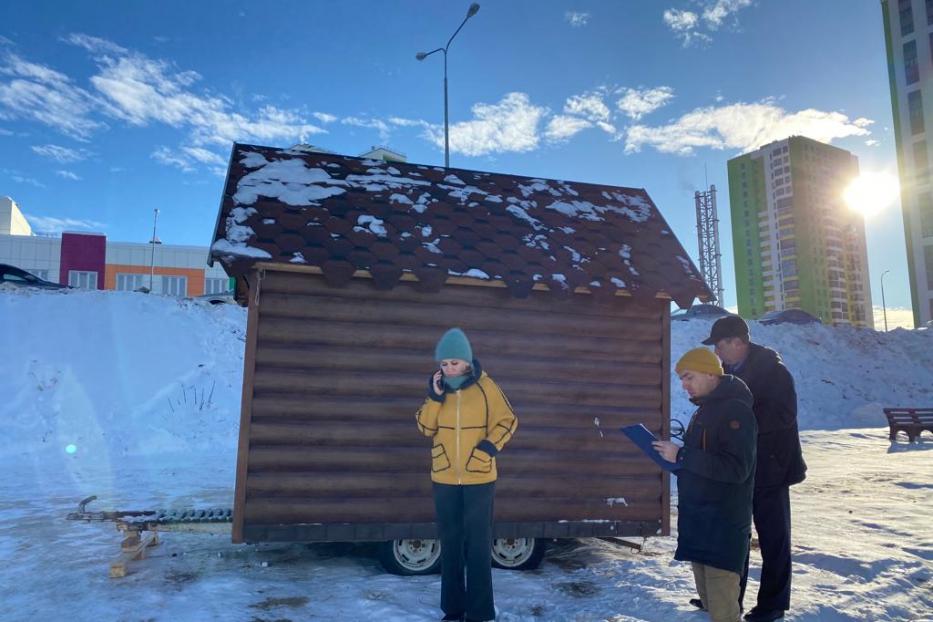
[65,444,77,454]
[843,172,899,218]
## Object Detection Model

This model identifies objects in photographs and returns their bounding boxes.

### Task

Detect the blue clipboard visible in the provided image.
[621,424,682,472]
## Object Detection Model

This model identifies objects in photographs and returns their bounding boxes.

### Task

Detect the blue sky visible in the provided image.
[0,0,911,312]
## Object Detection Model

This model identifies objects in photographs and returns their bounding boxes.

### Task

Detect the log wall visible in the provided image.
[232,268,671,542]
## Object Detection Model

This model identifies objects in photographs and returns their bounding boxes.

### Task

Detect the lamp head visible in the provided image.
[467,3,480,17]
[416,52,428,61]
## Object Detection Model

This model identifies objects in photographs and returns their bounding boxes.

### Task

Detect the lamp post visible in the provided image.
[416,2,480,169]
[880,269,891,332]
[149,208,159,293]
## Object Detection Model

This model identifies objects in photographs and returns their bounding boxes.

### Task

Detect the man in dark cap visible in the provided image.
[700,316,807,622]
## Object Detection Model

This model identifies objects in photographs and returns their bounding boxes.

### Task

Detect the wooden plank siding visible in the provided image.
[233,268,670,543]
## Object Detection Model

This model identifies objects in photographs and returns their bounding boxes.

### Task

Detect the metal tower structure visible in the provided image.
[694,185,724,306]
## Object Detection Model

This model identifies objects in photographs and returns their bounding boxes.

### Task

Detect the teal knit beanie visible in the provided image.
[434,327,473,362]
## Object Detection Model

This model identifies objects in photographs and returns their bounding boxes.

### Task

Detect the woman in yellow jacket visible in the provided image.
[416,327,517,622]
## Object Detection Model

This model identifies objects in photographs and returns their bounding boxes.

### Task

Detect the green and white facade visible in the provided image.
[881,0,933,327]
[727,136,873,327]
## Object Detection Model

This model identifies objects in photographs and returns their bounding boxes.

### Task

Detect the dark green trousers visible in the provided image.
[433,481,496,621]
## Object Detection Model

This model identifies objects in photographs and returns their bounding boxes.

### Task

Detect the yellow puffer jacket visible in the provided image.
[415,366,517,485]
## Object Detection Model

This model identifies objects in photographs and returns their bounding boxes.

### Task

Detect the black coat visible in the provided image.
[674,375,757,575]
[726,343,807,488]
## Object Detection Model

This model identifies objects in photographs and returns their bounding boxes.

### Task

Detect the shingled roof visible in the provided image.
[210,143,710,307]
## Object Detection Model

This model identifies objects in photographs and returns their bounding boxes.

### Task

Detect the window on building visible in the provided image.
[26,269,49,280]
[926,246,933,288]
[204,277,232,295]
[914,140,930,182]
[909,90,926,134]
[919,191,933,237]
[901,0,916,34]
[116,273,147,292]
[68,270,98,289]
[905,40,919,85]
[160,275,188,297]
[927,0,933,25]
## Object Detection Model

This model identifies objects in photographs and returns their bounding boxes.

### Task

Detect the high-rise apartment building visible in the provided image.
[881,0,933,326]
[727,136,873,327]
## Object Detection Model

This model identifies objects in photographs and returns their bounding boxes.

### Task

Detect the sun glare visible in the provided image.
[843,172,899,218]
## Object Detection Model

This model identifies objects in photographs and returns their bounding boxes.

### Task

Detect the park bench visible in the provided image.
[883,408,933,442]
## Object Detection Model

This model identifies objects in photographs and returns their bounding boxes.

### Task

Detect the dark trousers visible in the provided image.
[433,482,496,621]
[740,485,792,612]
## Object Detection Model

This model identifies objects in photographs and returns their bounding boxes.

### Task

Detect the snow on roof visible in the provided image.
[210,143,709,305]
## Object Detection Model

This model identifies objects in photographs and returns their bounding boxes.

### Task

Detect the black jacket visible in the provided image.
[674,375,757,575]
[726,343,807,488]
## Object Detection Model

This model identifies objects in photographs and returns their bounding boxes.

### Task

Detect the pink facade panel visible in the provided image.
[60,232,106,288]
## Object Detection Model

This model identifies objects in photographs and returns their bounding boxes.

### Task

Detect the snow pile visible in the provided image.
[670,318,933,430]
[0,288,245,462]
[0,288,931,621]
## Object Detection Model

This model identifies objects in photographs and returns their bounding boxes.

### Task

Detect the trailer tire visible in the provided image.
[491,537,546,570]
[378,538,442,575]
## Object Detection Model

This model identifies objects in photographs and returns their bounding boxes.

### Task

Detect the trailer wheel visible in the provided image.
[378,538,442,575]
[491,537,546,570]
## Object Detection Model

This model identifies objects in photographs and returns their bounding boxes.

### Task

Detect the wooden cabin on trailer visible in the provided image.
[209,143,710,574]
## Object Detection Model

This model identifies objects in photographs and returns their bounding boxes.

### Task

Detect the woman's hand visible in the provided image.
[432,370,444,397]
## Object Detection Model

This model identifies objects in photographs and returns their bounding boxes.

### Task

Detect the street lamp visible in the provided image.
[880,269,891,332]
[416,2,480,169]
[149,208,160,292]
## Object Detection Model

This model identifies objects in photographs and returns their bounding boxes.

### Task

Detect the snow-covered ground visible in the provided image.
[0,288,931,621]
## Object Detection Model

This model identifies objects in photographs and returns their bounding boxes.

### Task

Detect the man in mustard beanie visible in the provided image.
[653,348,757,622]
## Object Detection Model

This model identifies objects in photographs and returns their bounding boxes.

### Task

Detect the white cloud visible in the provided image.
[865,139,880,147]
[312,111,337,124]
[564,91,611,123]
[389,116,429,128]
[0,53,103,140]
[152,146,195,172]
[55,170,81,180]
[545,115,593,142]
[31,144,90,162]
[565,11,590,27]
[424,92,547,156]
[182,146,226,166]
[624,101,872,155]
[63,33,128,55]
[67,34,325,147]
[663,8,699,31]
[0,127,12,136]
[596,120,617,135]
[616,86,675,120]
[4,36,328,150]
[3,168,45,188]
[663,0,752,45]
[341,116,391,141]
[12,174,45,187]
[151,144,227,172]
[702,0,752,29]
[26,215,105,234]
